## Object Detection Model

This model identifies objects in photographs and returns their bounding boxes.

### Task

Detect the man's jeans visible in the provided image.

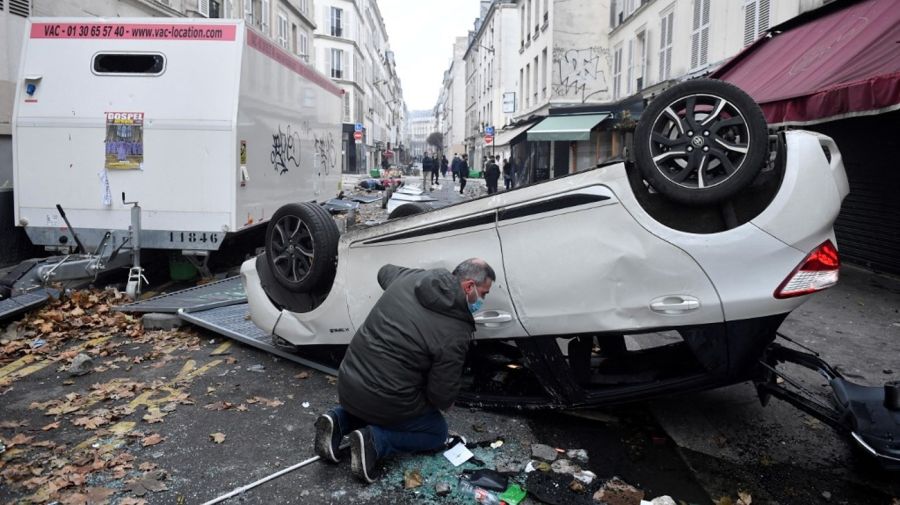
[331,406,448,460]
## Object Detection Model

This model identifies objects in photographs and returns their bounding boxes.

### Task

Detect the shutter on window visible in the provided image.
[759,0,770,33]
[691,0,701,68]
[744,1,756,46]
[659,16,667,82]
[10,0,30,17]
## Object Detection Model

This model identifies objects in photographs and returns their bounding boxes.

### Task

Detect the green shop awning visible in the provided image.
[526,113,611,141]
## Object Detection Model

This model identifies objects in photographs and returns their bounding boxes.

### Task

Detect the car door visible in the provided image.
[497,184,723,336]
[345,206,528,340]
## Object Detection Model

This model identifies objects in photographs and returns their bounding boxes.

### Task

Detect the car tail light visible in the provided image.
[774,240,840,299]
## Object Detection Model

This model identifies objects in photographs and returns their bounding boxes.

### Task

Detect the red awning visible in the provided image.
[712,0,900,126]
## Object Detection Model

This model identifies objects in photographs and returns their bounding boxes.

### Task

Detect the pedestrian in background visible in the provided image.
[440,155,449,180]
[484,155,500,195]
[432,155,441,185]
[502,158,512,191]
[458,154,469,194]
[314,259,496,484]
[422,154,433,189]
[451,154,460,183]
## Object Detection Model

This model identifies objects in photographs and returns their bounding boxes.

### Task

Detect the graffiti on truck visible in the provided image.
[270,125,301,175]
[313,131,336,177]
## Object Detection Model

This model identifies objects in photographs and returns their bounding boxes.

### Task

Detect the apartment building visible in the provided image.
[606,0,826,101]
[407,109,434,160]
[461,0,519,170]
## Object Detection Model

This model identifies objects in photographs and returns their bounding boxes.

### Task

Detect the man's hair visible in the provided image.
[452,258,496,284]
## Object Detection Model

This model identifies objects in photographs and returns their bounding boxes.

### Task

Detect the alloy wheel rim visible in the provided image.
[646,93,752,190]
[270,215,315,283]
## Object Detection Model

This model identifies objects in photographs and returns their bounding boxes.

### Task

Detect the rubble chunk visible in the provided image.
[550,459,581,475]
[650,496,677,505]
[435,482,451,497]
[566,448,589,463]
[68,353,94,376]
[531,443,558,462]
[141,313,185,331]
[592,477,644,505]
[573,470,597,485]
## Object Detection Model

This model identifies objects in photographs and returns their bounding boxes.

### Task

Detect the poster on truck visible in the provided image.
[104,112,144,170]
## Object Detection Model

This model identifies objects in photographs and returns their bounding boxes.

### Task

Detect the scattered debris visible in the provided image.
[67,352,95,376]
[30,337,46,349]
[210,432,226,444]
[302,401,310,408]
[295,371,310,379]
[403,468,423,489]
[531,443,559,462]
[569,479,586,493]
[821,490,832,501]
[435,481,451,496]
[592,477,645,505]
[493,455,524,475]
[490,440,504,449]
[125,470,169,496]
[566,448,589,463]
[550,459,581,475]
[498,483,527,505]
[246,364,266,373]
[141,312,185,331]
[573,470,597,485]
[650,496,677,505]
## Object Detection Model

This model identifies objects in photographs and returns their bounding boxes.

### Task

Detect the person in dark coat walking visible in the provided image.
[314,259,496,484]
[440,155,449,180]
[450,154,460,182]
[484,155,501,194]
[421,154,433,188]
[502,158,513,190]
[432,155,441,185]
[457,154,469,194]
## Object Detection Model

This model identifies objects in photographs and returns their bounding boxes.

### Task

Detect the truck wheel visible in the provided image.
[265,202,339,293]
[388,202,431,220]
[634,78,768,206]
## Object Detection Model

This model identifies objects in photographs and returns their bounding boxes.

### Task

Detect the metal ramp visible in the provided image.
[115,277,246,314]
[0,289,56,322]
[178,303,338,375]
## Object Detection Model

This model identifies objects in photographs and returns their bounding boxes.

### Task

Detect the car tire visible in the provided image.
[634,78,768,206]
[388,202,430,220]
[264,202,339,293]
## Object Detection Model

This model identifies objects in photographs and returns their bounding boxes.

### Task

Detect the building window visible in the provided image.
[520,5,526,48]
[635,29,647,90]
[526,0,532,40]
[260,0,270,33]
[626,39,634,95]
[331,48,344,79]
[330,7,343,38]
[541,47,548,98]
[525,63,531,107]
[533,55,539,104]
[244,0,253,25]
[691,0,710,70]
[520,68,524,109]
[743,0,770,46]
[223,0,234,18]
[277,12,288,48]
[299,32,309,60]
[612,43,623,99]
[659,9,673,81]
[343,93,351,122]
[299,0,309,17]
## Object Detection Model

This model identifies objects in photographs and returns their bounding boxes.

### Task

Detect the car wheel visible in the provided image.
[634,78,768,206]
[265,202,339,293]
[388,202,430,220]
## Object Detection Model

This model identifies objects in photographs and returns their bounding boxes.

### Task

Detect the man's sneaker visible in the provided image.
[349,427,378,484]
[314,412,341,463]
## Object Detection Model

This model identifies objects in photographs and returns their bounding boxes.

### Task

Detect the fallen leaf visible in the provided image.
[118,499,147,505]
[84,486,114,504]
[42,422,61,431]
[142,409,167,424]
[210,432,226,444]
[738,492,752,505]
[6,433,34,447]
[0,420,29,429]
[141,433,165,447]
[125,471,168,496]
[73,416,109,430]
[294,371,310,380]
[235,404,249,412]
[204,401,234,411]
[325,375,338,385]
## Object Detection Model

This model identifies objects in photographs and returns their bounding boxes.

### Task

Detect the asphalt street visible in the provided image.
[1,175,898,504]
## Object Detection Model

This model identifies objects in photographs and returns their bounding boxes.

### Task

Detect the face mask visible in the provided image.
[467,288,484,314]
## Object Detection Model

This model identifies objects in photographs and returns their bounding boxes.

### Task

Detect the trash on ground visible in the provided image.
[550,458,581,475]
[403,468,423,489]
[531,443,559,462]
[499,483,528,505]
[462,468,508,491]
[573,470,597,485]
[434,481,451,496]
[566,448,589,463]
[593,477,645,505]
[246,364,265,373]
[443,441,474,467]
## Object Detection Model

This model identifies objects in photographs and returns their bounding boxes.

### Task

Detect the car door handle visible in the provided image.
[473,311,513,326]
[650,296,700,314]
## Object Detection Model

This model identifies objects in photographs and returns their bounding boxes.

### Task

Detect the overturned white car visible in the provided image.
[241,80,900,470]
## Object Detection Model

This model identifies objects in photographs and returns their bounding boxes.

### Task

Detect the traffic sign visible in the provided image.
[485,126,495,135]
[354,123,363,132]
[484,134,494,144]
[353,130,363,141]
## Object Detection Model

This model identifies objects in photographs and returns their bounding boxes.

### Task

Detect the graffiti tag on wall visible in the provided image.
[552,47,609,103]
[313,132,336,177]
[270,125,301,175]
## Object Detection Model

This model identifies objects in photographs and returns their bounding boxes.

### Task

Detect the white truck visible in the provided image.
[9,17,342,293]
